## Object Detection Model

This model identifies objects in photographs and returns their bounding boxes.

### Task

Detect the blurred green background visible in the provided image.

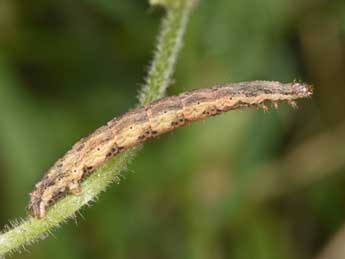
[1,0,345,258]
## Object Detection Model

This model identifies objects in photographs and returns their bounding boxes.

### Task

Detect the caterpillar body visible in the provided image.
[28,81,313,218]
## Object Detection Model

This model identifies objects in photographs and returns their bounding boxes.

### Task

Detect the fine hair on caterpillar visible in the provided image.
[28,80,313,218]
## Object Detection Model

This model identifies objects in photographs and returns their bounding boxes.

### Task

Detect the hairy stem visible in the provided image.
[140,1,192,104]
[0,1,195,257]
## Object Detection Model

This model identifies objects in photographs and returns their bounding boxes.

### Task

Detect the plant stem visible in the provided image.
[0,1,195,257]
[140,1,192,104]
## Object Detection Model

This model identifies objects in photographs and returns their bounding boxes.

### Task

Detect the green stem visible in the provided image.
[140,1,192,104]
[0,1,195,257]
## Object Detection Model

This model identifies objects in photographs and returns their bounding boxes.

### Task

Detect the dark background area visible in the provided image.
[1,0,345,258]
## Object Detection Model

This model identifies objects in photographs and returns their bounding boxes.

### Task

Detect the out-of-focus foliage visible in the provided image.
[0,0,344,259]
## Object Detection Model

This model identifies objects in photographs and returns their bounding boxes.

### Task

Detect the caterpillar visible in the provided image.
[28,81,313,218]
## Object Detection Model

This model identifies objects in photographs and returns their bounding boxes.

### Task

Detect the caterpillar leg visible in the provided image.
[68,181,82,195]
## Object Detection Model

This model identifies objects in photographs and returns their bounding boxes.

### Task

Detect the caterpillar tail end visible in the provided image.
[28,192,46,219]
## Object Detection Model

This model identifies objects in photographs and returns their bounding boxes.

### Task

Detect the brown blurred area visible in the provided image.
[0,0,345,258]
